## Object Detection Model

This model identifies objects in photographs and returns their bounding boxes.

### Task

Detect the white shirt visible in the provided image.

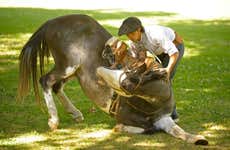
[129,25,178,56]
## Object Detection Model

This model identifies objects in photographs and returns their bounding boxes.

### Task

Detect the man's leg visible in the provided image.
[170,44,184,79]
[157,44,184,121]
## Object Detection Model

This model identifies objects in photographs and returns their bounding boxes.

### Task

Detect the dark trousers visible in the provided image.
[157,44,184,118]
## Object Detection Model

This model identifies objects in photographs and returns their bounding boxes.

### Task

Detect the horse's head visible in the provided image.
[96,66,171,101]
[102,37,128,67]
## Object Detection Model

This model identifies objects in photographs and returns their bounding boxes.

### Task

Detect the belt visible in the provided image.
[173,31,183,46]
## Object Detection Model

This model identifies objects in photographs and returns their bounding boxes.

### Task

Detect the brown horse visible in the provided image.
[17,14,208,145]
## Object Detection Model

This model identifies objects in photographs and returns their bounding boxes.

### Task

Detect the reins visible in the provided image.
[118,69,132,95]
[118,66,147,94]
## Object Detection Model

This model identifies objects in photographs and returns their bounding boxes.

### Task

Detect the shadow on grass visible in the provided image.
[0,7,230,149]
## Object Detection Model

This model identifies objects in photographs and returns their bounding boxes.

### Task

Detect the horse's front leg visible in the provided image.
[153,115,208,145]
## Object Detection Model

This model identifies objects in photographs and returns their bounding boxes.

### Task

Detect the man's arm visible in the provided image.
[166,52,179,75]
[158,37,179,76]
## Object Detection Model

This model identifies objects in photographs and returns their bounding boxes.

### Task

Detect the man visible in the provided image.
[118,17,184,121]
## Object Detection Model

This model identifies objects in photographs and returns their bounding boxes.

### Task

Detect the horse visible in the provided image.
[17,14,208,145]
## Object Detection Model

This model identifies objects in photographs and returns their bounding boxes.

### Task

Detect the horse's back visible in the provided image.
[43,14,111,67]
[45,14,110,45]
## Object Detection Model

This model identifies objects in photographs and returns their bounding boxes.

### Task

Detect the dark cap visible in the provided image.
[118,17,142,36]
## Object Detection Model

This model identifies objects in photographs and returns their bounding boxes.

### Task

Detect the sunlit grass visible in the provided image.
[0,7,229,149]
[1,133,47,145]
[202,123,229,139]
[0,128,112,149]
[0,33,31,53]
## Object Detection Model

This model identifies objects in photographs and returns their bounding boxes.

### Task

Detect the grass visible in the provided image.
[0,7,230,149]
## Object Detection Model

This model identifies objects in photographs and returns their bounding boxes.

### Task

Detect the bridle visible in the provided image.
[118,66,146,95]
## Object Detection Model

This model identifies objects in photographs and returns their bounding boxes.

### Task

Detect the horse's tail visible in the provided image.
[17,22,50,104]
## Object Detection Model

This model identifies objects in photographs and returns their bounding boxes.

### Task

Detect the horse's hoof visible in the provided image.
[194,135,208,145]
[74,115,84,123]
[48,119,59,131]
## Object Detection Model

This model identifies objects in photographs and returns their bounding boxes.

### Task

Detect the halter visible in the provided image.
[118,66,147,95]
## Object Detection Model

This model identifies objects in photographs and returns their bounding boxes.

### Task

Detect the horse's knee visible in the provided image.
[52,81,63,94]
[39,74,56,91]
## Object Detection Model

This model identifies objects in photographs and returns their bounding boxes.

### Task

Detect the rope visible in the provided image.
[109,94,120,116]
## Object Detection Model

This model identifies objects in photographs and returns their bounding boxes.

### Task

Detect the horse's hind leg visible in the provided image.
[52,78,84,122]
[153,116,208,145]
[39,69,60,130]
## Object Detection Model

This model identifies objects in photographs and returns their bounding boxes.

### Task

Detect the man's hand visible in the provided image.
[156,68,170,79]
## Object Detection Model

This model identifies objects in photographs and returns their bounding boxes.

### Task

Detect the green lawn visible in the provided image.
[0,7,229,149]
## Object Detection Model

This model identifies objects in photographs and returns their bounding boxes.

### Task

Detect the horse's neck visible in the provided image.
[76,65,113,111]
